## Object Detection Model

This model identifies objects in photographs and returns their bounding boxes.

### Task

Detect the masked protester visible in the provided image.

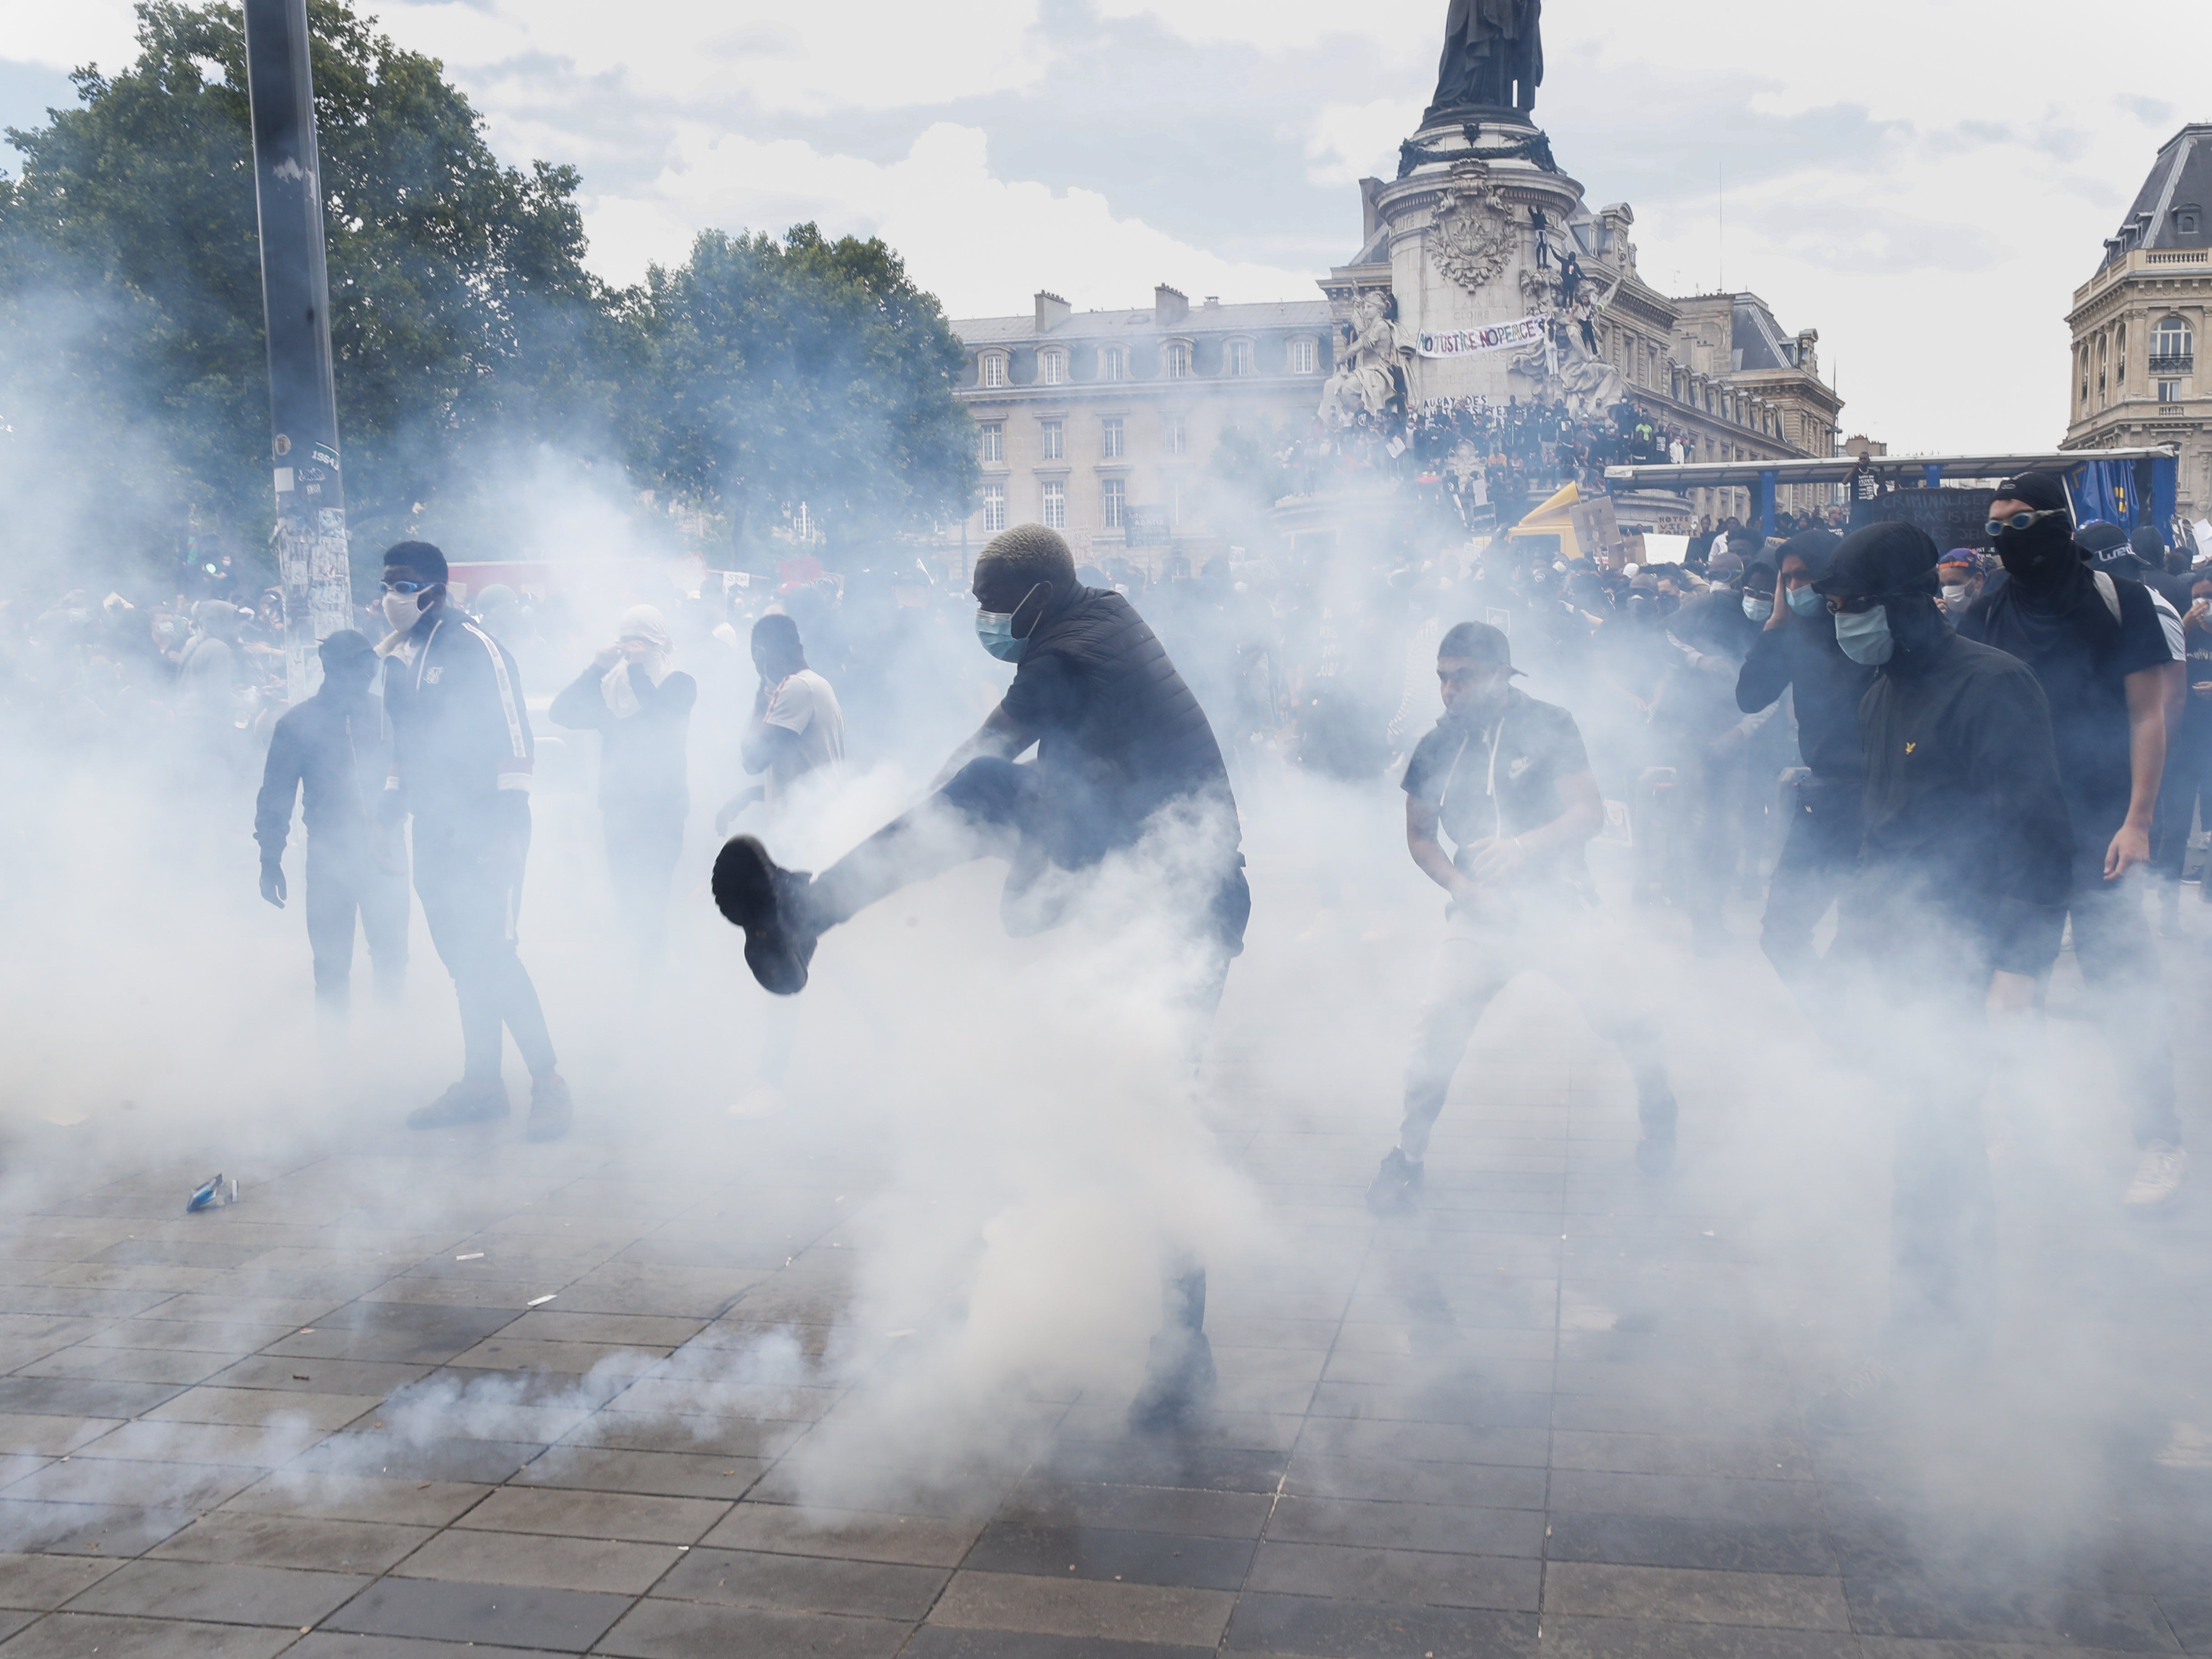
[253,630,408,1027]
[711,523,1247,1432]
[742,612,846,810]
[550,605,697,970]
[375,541,571,1142]
[1957,474,2188,1207]
[1806,524,2073,1430]
[1735,530,1876,1003]
[1369,621,1676,1219]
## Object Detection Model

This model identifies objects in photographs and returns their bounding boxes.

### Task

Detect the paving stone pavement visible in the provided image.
[3,897,2211,1659]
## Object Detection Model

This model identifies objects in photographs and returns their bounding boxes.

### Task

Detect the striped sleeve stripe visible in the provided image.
[462,620,530,763]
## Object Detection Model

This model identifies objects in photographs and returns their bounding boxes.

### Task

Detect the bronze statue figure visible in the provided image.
[1428,0,1543,121]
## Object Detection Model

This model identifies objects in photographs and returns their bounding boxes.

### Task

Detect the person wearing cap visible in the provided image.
[1735,529,1876,1003]
[1935,550,1989,621]
[1806,524,2072,1422]
[1958,474,2187,1208]
[253,629,408,1025]
[1369,620,1677,1217]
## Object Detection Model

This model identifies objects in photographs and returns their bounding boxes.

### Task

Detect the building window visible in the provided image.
[1101,417,1124,459]
[981,354,1005,388]
[1041,350,1065,386]
[1100,346,1126,382]
[2152,316,2195,373]
[978,422,1003,463]
[981,482,1006,532]
[1290,337,1316,374]
[1102,478,1125,529]
[1162,342,1191,379]
[1041,480,1065,529]
[1226,340,1253,377]
[2179,209,2202,237]
[1040,420,1063,461]
[2159,379,2183,403]
[1164,414,1187,455]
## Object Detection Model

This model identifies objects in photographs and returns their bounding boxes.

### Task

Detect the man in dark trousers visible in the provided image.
[1956,473,2186,1208]
[376,541,571,1142]
[255,629,408,1024]
[1809,524,2073,1428]
[1735,529,1876,1004]
[1369,620,1676,1216]
[715,523,1247,1430]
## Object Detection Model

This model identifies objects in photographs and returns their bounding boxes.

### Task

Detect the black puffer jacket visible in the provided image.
[1001,585,1239,855]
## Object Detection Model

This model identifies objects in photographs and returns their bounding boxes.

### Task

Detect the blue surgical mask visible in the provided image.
[1787,585,1825,619]
[1832,603,1894,665]
[1743,594,1774,624]
[975,609,1026,662]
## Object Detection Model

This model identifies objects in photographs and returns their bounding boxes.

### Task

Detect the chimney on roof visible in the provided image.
[1203,296,1219,308]
[1154,285,1188,327]
[1034,290,1070,332]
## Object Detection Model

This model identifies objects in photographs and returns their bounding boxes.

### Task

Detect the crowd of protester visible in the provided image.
[1283,394,1707,525]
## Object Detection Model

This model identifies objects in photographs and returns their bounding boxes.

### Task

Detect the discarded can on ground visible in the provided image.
[186,1174,239,1213]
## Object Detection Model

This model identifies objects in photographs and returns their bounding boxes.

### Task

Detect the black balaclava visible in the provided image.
[1990,470,2077,597]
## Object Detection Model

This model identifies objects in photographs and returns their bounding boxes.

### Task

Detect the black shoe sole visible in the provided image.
[713,836,810,995]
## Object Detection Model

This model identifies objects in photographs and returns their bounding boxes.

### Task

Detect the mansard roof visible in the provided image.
[2100,122,2212,270]
[956,299,1333,347]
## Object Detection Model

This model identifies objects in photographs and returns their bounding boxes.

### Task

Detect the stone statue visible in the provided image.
[1320,293,1409,426]
[1429,0,1543,119]
[1511,319,1624,417]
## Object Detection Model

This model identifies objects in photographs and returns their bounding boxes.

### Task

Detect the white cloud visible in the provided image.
[594,120,1315,313]
[1305,97,1423,189]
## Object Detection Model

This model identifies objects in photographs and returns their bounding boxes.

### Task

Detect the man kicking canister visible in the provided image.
[714,524,1249,1429]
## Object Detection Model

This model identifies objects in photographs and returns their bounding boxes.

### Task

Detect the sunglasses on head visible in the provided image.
[1985,509,2066,537]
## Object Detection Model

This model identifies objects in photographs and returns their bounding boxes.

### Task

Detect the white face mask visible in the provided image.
[1941,584,1969,608]
[382,590,426,634]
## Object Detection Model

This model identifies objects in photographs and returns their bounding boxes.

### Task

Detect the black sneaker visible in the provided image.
[1366,1148,1425,1218]
[1636,1091,1677,1176]
[712,836,820,996]
[526,1073,573,1142]
[407,1079,508,1130]
[1129,1328,1217,1433]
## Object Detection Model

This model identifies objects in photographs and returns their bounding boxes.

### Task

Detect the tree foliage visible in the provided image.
[0,0,612,560]
[623,224,978,556]
[0,3,978,581]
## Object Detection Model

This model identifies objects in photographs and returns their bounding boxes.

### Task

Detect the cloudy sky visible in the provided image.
[6,0,2208,452]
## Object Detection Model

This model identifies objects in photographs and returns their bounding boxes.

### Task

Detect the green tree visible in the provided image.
[0,0,616,577]
[625,224,978,560]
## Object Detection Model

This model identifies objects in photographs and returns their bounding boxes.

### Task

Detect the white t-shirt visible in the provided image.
[763,669,845,784]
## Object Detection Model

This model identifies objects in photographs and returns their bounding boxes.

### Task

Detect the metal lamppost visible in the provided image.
[242,0,352,702]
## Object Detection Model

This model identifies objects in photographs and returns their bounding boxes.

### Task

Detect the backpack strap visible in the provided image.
[2092,569,2122,625]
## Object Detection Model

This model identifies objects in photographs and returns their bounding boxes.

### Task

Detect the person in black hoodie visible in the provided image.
[550,605,696,969]
[254,629,408,1022]
[1736,530,1876,1001]
[1956,473,2186,1208]
[713,523,1248,1432]
[1809,524,2071,1422]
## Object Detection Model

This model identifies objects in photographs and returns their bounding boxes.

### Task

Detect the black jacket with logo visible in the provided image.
[378,609,534,824]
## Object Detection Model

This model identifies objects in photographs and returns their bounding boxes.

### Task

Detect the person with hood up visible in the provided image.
[1735,529,1876,1002]
[1369,620,1677,1218]
[551,605,697,969]
[1956,474,2187,1208]
[255,629,408,1025]
[711,523,1247,1433]
[1807,524,2072,1427]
